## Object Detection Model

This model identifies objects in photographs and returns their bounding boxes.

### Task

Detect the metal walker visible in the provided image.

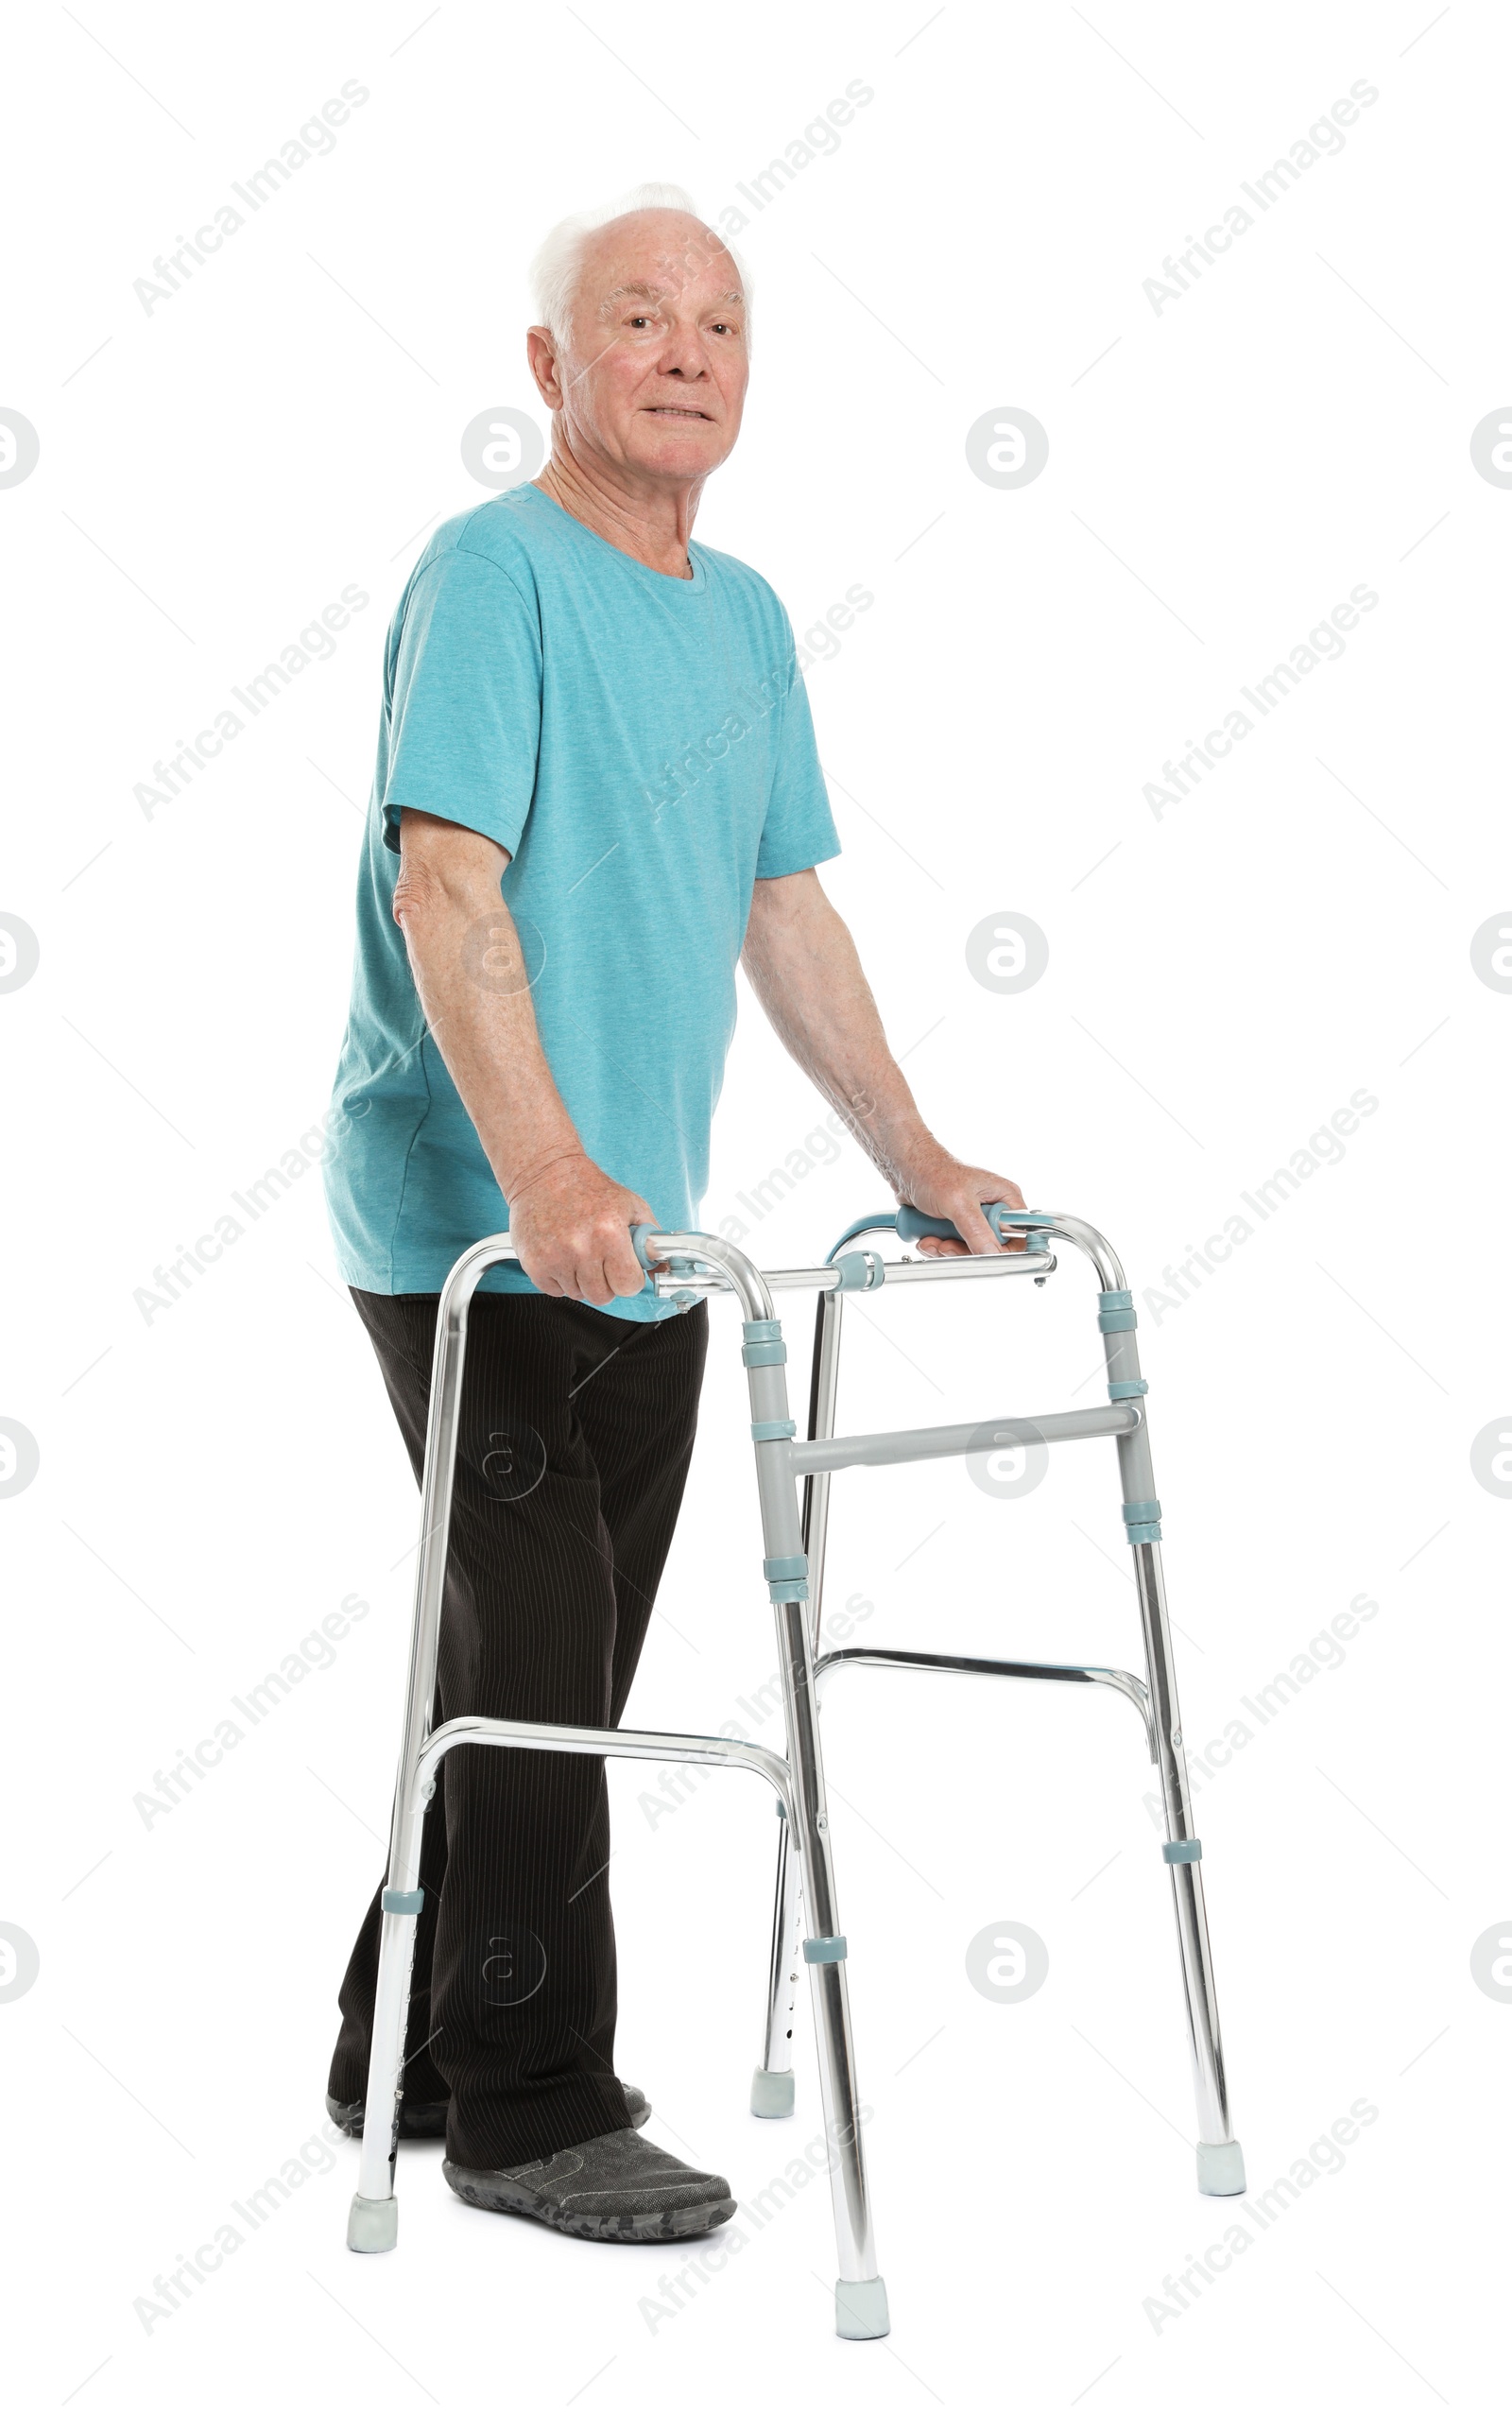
[345,1203,1246,2340]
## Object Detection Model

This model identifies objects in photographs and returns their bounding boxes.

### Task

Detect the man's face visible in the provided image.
[533,210,748,488]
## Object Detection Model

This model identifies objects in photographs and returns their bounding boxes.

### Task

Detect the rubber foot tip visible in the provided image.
[835,2274,890,2340]
[1196,2138,1246,2198]
[347,2191,399,2251]
[749,2065,796,2119]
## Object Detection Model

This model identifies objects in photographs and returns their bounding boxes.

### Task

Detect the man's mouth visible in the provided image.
[644,405,711,420]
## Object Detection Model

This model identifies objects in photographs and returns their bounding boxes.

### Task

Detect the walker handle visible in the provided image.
[896,1202,1052,1250]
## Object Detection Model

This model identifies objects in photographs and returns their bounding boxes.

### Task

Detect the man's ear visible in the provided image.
[525,325,563,411]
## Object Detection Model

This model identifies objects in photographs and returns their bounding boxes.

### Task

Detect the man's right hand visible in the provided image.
[507,1150,659,1306]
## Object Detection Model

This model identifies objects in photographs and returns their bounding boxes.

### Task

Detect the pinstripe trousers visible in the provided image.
[328,1286,709,2170]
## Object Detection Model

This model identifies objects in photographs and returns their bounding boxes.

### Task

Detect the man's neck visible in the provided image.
[534,445,701,579]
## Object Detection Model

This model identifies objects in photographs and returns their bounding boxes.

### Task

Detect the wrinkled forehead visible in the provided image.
[579,212,745,321]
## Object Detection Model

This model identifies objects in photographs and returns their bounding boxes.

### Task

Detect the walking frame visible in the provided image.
[345,1202,1246,2339]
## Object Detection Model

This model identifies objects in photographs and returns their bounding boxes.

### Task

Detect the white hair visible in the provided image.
[529,181,752,353]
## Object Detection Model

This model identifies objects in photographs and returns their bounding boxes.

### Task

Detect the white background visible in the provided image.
[3,2,1506,2405]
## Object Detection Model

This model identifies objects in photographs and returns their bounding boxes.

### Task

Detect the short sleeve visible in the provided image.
[380,545,541,855]
[754,649,842,880]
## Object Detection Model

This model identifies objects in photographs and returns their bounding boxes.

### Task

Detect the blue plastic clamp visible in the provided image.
[1014,1207,1057,1257]
[628,1223,658,1271]
[382,1887,423,1916]
[1108,1379,1148,1401]
[833,1250,885,1292]
[751,1419,797,1441]
[1098,1287,1138,1334]
[1122,1498,1162,1544]
[764,1554,808,1581]
[1162,1838,1203,1864]
[742,1317,787,1368]
[802,1936,848,1963]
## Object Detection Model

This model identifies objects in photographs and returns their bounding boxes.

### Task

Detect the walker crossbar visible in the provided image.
[636,1248,1058,1299]
[416,1715,798,1811]
[788,1403,1139,1475]
[812,1646,1156,1756]
[344,1205,1246,2335]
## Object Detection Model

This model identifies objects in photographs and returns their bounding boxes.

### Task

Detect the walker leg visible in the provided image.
[773,1594,889,2338]
[746,1286,887,2338]
[1132,1539,1246,2195]
[346,1258,486,2250]
[750,1289,843,2121]
[1099,1267,1246,2198]
[750,1801,801,2117]
[347,1905,419,2249]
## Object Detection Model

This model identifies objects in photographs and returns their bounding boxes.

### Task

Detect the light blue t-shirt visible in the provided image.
[323,482,841,1320]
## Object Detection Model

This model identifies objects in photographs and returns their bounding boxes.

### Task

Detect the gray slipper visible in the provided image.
[327,2084,649,2141]
[443,2126,735,2243]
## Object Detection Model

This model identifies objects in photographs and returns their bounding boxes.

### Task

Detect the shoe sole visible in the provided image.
[442,2160,736,2243]
[327,2094,651,2143]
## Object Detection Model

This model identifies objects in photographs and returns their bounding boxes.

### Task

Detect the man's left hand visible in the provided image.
[896,1148,1028,1256]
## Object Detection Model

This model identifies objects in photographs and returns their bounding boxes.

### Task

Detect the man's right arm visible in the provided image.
[392,807,652,1305]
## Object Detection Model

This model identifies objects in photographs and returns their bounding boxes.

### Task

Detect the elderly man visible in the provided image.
[321,182,1023,2244]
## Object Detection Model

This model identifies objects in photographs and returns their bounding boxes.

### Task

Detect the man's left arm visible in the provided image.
[741,869,1026,1256]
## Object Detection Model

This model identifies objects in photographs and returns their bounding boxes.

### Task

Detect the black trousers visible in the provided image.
[328,1286,708,2169]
